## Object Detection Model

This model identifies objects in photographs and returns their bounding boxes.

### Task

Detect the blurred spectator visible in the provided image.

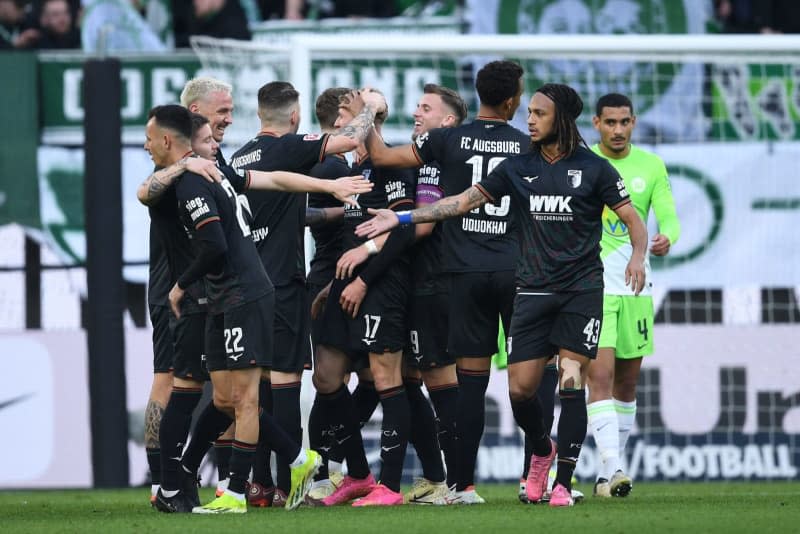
[258,0,303,20]
[712,0,756,33]
[172,0,252,48]
[752,0,800,33]
[312,0,398,19]
[34,0,80,48]
[0,0,37,49]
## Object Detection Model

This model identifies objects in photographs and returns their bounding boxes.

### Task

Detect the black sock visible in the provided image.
[521,363,558,478]
[228,440,257,495]
[405,379,444,483]
[159,386,203,490]
[377,386,410,492]
[556,390,587,491]
[455,369,489,490]
[213,440,232,482]
[511,395,551,457]
[329,385,371,479]
[538,363,559,435]
[259,409,300,461]
[146,448,161,486]
[252,379,274,487]
[181,400,232,476]
[353,380,380,427]
[309,391,333,481]
[428,382,458,487]
[273,381,302,493]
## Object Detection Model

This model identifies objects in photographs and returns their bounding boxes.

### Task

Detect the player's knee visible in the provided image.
[312,371,340,394]
[212,391,235,416]
[559,358,583,391]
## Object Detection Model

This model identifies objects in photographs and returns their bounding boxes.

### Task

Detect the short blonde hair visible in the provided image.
[180,77,233,108]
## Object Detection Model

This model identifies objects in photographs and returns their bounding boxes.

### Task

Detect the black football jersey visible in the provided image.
[307,154,350,285]
[230,132,329,286]
[343,155,416,252]
[477,146,631,292]
[175,172,273,314]
[412,119,530,272]
[147,182,207,314]
[411,161,445,295]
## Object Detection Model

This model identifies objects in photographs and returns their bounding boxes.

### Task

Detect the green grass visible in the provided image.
[1,483,798,533]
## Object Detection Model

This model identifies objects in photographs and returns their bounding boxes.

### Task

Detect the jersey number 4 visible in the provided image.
[466,155,510,216]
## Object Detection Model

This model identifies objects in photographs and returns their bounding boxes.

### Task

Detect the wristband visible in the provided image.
[396,211,413,225]
[364,239,379,255]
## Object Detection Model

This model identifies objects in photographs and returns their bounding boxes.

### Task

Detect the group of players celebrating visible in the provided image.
[138,58,679,513]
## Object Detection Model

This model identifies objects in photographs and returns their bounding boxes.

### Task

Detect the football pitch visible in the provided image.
[1,482,797,533]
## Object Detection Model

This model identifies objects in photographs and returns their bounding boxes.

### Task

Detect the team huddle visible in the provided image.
[138,59,680,514]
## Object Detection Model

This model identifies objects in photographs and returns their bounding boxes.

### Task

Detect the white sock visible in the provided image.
[224,489,245,501]
[615,398,637,463]
[160,488,179,498]
[329,460,343,474]
[151,484,160,497]
[587,399,620,481]
[216,477,229,490]
[290,448,308,468]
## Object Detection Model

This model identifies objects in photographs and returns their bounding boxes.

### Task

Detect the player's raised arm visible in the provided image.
[355,186,488,239]
[246,170,372,206]
[321,88,385,155]
[613,201,648,295]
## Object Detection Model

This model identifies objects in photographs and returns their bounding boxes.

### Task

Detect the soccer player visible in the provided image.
[360,61,530,504]
[141,105,370,513]
[145,104,322,514]
[311,89,418,507]
[228,81,376,506]
[356,83,648,508]
[587,93,680,498]
[180,77,234,166]
[305,86,361,501]
[335,83,469,503]
[139,117,217,508]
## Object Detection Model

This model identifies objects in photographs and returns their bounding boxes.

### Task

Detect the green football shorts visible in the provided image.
[598,295,654,359]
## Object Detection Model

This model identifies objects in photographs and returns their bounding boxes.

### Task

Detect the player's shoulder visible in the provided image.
[629,144,667,167]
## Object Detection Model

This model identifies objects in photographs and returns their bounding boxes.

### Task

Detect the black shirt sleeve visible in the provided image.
[411,127,447,165]
[476,158,514,202]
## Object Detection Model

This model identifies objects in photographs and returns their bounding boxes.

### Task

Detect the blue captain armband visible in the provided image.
[396,211,413,225]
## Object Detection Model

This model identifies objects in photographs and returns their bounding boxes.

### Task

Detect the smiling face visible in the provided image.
[191,123,218,161]
[189,91,233,143]
[593,105,635,157]
[412,93,453,140]
[526,92,557,145]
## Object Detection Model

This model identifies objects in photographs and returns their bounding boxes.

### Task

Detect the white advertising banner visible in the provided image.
[1,325,797,487]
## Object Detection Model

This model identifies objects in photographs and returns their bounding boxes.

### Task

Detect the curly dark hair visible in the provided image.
[475,60,524,107]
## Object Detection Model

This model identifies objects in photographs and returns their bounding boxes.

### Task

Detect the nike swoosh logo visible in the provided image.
[0,393,34,412]
[637,344,647,350]
[381,444,401,452]
[336,435,351,445]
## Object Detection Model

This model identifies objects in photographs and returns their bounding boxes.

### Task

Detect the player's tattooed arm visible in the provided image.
[356,186,487,238]
[136,157,218,205]
[411,186,487,223]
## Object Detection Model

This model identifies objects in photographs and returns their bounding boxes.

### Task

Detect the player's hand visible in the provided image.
[330,175,372,207]
[625,258,646,296]
[14,28,40,48]
[336,245,370,279]
[339,89,365,117]
[186,157,220,183]
[168,283,185,319]
[355,208,400,238]
[310,281,332,320]
[650,233,671,256]
[340,276,367,318]
[360,87,388,117]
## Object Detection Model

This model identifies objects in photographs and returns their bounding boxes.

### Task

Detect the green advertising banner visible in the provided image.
[0,53,39,228]
[38,52,202,145]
